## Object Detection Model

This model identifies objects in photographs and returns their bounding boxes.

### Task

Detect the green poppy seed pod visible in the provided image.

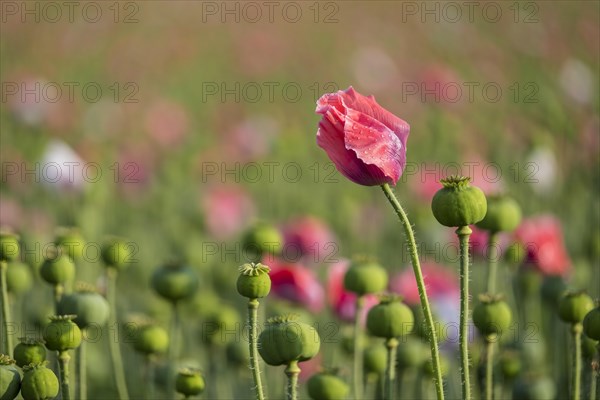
[236,263,271,299]
[396,337,429,370]
[175,368,205,397]
[101,237,132,269]
[343,258,388,296]
[57,284,110,329]
[431,176,487,227]
[43,315,82,352]
[226,340,250,367]
[499,351,521,380]
[258,314,320,366]
[13,338,47,368]
[151,262,199,303]
[582,306,600,340]
[366,296,414,339]
[0,232,20,262]
[363,344,387,375]
[6,261,33,295]
[20,362,60,400]
[581,334,597,359]
[422,356,449,377]
[472,295,513,336]
[0,355,21,400]
[132,324,169,355]
[541,276,567,307]
[40,249,75,285]
[307,371,350,400]
[54,227,85,261]
[242,223,283,261]
[558,291,594,324]
[202,306,241,345]
[476,195,522,233]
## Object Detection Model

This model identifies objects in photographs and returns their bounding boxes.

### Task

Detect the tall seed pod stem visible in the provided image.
[285,360,300,400]
[353,295,365,399]
[457,225,473,400]
[385,338,399,400]
[58,350,72,400]
[106,268,129,400]
[0,261,12,356]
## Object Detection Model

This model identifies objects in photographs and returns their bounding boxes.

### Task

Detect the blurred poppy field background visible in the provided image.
[1,1,599,399]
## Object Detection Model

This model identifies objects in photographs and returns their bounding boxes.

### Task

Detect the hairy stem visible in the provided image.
[285,360,300,400]
[77,337,87,400]
[573,324,582,400]
[58,351,72,400]
[381,184,445,400]
[248,299,265,400]
[0,261,12,356]
[484,338,494,400]
[457,225,472,400]
[385,338,399,400]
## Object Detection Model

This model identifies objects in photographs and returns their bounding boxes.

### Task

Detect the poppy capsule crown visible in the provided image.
[431,176,487,228]
[43,315,82,352]
[13,338,47,368]
[20,362,60,400]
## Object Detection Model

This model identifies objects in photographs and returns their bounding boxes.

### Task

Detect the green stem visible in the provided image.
[58,351,72,400]
[380,184,445,400]
[486,232,499,295]
[0,261,13,356]
[590,361,596,400]
[248,299,265,400]
[144,355,155,400]
[285,360,300,400]
[457,225,472,400]
[54,283,64,314]
[484,338,494,400]
[168,302,180,398]
[106,268,129,400]
[77,337,87,400]
[354,295,365,399]
[573,324,582,400]
[385,338,399,400]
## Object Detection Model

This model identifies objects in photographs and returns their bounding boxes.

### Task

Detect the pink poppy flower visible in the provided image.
[144,99,189,148]
[282,216,337,265]
[390,262,459,306]
[326,260,378,323]
[316,87,410,186]
[201,185,255,240]
[267,257,325,313]
[514,216,571,276]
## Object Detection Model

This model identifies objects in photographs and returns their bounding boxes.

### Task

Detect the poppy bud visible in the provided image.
[20,362,60,400]
[476,195,522,233]
[101,237,133,269]
[0,232,19,262]
[6,261,33,295]
[396,337,429,370]
[151,261,199,303]
[431,176,487,227]
[43,315,82,352]
[472,295,513,337]
[499,350,521,380]
[582,305,600,340]
[132,323,169,355]
[57,283,110,329]
[40,249,75,285]
[242,223,283,261]
[363,344,387,375]
[366,295,414,339]
[54,227,85,261]
[307,371,350,400]
[236,263,271,299]
[13,338,47,368]
[175,368,205,397]
[343,258,388,296]
[558,291,594,324]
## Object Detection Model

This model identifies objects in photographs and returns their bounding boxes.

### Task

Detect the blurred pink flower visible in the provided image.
[222,116,277,162]
[390,262,459,306]
[514,215,571,276]
[282,216,337,265]
[352,47,398,92]
[418,65,461,105]
[7,77,52,126]
[201,186,255,240]
[144,99,189,148]
[0,197,23,230]
[116,143,157,196]
[298,354,322,383]
[267,257,325,313]
[326,260,378,323]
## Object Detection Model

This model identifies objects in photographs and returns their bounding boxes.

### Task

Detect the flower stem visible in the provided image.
[285,360,300,400]
[248,298,265,400]
[486,232,499,295]
[457,225,472,400]
[54,283,64,314]
[58,351,72,400]
[483,338,494,400]
[144,355,155,400]
[0,261,13,356]
[572,323,582,400]
[77,336,87,400]
[380,184,445,400]
[354,295,365,399]
[385,338,399,400]
[106,268,129,400]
